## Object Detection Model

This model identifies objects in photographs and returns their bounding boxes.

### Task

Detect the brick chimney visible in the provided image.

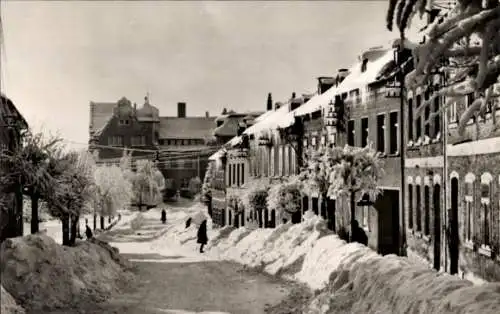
[205,111,209,118]
[177,102,186,118]
[317,77,335,95]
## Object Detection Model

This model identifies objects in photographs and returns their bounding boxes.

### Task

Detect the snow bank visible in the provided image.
[1,285,25,314]
[306,254,500,314]
[0,234,134,312]
[200,205,500,313]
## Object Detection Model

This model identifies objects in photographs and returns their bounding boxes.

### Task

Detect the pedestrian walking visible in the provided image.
[161,209,167,224]
[185,217,192,229]
[197,220,208,253]
[85,219,93,239]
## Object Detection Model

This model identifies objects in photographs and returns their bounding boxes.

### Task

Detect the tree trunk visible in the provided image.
[15,178,23,237]
[350,191,355,243]
[69,215,78,246]
[100,216,105,230]
[31,194,40,234]
[62,214,70,246]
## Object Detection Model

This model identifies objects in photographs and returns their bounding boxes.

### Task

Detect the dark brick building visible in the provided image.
[1,94,29,241]
[88,97,218,192]
[405,77,500,282]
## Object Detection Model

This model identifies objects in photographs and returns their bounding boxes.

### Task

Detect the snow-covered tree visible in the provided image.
[267,176,303,221]
[188,176,202,197]
[387,0,500,136]
[46,150,97,246]
[0,131,62,237]
[327,145,384,242]
[94,164,133,229]
[132,159,165,210]
[240,178,270,228]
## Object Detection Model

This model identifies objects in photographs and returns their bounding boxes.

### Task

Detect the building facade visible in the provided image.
[405,78,500,282]
[88,97,218,194]
[0,94,29,241]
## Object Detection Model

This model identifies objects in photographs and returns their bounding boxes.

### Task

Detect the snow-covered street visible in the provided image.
[67,202,298,314]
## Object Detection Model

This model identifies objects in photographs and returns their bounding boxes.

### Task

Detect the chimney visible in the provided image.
[274,102,282,110]
[291,92,296,99]
[266,93,273,111]
[205,111,209,118]
[177,102,186,118]
[290,97,303,111]
[317,77,335,95]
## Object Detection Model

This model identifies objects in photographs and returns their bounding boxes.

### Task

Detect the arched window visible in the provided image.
[424,178,431,236]
[480,172,493,249]
[415,176,422,232]
[464,173,476,244]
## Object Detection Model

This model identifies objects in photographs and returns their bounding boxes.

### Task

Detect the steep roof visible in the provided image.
[213,117,240,137]
[0,94,28,129]
[159,116,215,139]
[89,102,116,135]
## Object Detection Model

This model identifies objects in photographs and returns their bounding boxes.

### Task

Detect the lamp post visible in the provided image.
[324,100,338,147]
[395,39,407,256]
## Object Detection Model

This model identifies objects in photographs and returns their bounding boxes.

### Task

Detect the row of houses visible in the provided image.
[206,37,500,282]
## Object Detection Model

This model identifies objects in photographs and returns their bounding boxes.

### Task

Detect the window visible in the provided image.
[241,163,245,185]
[284,145,289,176]
[131,135,146,146]
[408,184,414,229]
[424,106,431,136]
[171,160,178,169]
[278,146,283,176]
[464,173,475,244]
[408,98,414,141]
[228,164,232,186]
[433,97,441,137]
[377,114,385,153]
[232,164,236,186]
[108,136,123,146]
[361,117,369,147]
[449,102,458,123]
[348,120,355,146]
[119,119,129,125]
[466,93,476,123]
[274,146,280,176]
[416,95,421,108]
[389,112,398,154]
[236,163,241,186]
[480,172,493,248]
[416,184,422,232]
[416,116,422,140]
[424,185,430,235]
[270,148,275,176]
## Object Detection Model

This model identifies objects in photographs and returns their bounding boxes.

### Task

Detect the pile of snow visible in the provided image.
[189,202,500,313]
[0,234,134,312]
[306,254,500,314]
[1,285,25,314]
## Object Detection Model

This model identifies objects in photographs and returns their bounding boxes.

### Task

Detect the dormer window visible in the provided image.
[361,58,368,73]
[119,119,130,126]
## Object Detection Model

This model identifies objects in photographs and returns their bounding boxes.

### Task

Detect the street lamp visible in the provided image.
[324,100,338,147]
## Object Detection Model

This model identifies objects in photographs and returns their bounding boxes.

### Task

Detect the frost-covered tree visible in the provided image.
[132,159,165,210]
[0,131,62,236]
[327,145,384,242]
[267,176,302,223]
[94,164,133,229]
[387,0,500,136]
[46,150,97,246]
[188,176,202,197]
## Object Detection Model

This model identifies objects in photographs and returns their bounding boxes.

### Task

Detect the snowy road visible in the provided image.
[81,203,294,314]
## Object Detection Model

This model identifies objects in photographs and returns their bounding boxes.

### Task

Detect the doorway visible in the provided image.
[375,189,400,255]
[450,178,459,274]
[327,198,336,231]
[433,184,441,271]
[312,197,319,215]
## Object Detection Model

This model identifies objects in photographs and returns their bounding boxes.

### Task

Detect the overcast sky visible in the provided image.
[1,1,423,148]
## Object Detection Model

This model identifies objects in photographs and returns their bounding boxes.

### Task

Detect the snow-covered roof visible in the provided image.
[243,104,293,136]
[334,48,394,94]
[209,149,224,161]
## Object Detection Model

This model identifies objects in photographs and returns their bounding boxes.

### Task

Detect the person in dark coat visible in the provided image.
[85,220,93,239]
[197,220,208,253]
[161,209,167,224]
[185,217,192,229]
[351,220,368,246]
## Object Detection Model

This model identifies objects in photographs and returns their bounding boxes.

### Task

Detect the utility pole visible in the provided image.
[397,36,407,257]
